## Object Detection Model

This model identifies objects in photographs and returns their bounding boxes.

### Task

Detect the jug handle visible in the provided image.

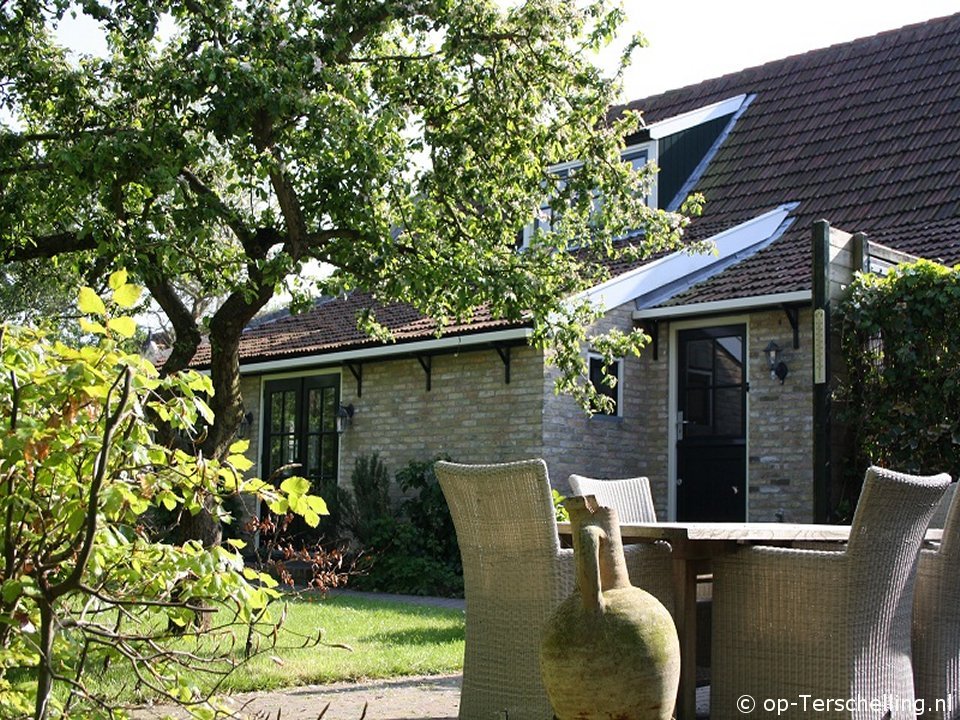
[577,525,606,614]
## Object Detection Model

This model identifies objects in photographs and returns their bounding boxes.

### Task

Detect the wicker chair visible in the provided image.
[711,466,950,720]
[436,459,575,720]
[567,474,673,613]
[913,482,960,718]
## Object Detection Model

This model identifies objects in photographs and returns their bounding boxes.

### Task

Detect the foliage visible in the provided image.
[553,489,570,522]
[348,452,391,543]
[1,0,698,451]
[351,456,463,598]
[0,277,326,719]
[837,260,960,495]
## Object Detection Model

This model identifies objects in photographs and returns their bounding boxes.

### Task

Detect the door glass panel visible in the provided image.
[322,434,337,480]
[322,387,337,431]
[714,387,743,436]
[282,390,297,433]
[308,389,323,433]
[306,435,320,477]
[715,338,743,385]
[686,339,713,371]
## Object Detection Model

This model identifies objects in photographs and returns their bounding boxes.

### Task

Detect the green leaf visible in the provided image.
[79,318,108,336]
[107,316,137,338]
[305,495,329,515]
[112,283,142,309]
[108,269,128,290]
[280,476,310,496]
[77,287,106,316]
[228,453,254,472]
[2,581,23,604]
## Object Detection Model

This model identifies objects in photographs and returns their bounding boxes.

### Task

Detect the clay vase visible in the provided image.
[540,495,680,720]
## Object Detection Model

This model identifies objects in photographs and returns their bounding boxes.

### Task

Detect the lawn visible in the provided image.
[89,592,465,705]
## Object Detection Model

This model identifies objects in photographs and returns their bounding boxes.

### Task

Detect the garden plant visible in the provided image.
[0,276,327,719]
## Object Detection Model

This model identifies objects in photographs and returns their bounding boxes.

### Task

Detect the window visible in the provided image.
[589,354,622,416]
[518,142,656,248]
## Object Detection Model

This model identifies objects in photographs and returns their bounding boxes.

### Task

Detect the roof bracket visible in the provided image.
[345,362,362,398]
[783,305,800,349]
[416,354,432,391]
[494,344,511,384]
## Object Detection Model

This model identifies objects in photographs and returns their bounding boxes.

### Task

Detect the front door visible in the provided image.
[675,325,747,521]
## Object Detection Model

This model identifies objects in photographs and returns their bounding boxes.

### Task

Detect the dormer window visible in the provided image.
[517,94,750,249]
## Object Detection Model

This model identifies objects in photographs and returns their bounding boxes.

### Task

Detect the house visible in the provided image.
[192,12,960,524]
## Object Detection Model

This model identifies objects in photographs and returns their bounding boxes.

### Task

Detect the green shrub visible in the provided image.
[349,452,391,542]
[350,455,463,597]
[837,259,960,502]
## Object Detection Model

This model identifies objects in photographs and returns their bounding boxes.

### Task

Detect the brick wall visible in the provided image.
[236,307,816,521]
[746,308,814,522]
[541,303,666,501]
[338,345,545,495]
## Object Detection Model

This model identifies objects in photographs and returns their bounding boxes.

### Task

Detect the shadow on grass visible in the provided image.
[364,625,464,646]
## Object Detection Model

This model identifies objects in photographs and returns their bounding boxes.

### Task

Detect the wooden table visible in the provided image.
[557,521,854,720]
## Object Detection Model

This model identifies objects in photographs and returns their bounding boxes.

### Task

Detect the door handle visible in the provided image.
[676,477,683,487]
[676,411,692,440]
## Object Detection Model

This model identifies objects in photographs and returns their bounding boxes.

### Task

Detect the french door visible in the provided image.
[675,325,747,521]
[261,375,340,502]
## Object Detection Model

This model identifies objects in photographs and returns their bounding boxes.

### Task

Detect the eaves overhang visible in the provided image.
[633,290,812,321]
[236,326,533,376]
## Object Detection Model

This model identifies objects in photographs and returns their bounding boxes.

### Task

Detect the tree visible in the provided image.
[1,0,696,454]
[0,275,327,719]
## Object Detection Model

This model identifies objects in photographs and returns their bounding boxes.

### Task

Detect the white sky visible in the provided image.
[52,1,960,102]
[606,0,960,100]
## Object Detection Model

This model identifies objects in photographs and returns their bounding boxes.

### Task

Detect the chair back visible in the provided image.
[567,475,658,523]
[848,466,951,560]
[437,459,562,560]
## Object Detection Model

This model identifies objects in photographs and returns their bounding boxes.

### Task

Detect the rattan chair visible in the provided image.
[567,474,673,613]
[913,482,960,718]
[711,466,950,720]
[436,459,575,720]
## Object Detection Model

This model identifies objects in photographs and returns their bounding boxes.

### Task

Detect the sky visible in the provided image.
[52,1,960,102]
[605,0,960,100]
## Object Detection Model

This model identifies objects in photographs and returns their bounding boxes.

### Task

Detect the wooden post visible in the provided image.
[812,220,831,522]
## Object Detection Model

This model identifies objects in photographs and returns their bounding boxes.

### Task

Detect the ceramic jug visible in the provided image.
[540,495,680,720]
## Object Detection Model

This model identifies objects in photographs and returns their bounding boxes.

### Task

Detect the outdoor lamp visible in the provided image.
[336,404,355,435]
[236,411,254,439]
[764,341,789,384]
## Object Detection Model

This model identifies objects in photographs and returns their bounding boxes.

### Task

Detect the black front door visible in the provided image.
[261,376,340,536]
[676,325,747,521]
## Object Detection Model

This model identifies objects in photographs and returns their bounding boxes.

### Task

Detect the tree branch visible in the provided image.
[1,233,98,263]
[48,366,132,600]
[142,274,202,378]
[178,168,253,247]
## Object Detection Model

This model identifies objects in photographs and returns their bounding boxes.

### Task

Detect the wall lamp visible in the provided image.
[236,411,254,439]
[336,404,355,435]
[764,341,789,384]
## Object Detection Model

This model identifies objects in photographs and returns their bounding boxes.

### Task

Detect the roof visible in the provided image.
[201,12,960,368]
[189,291,518,367]
[615,12,960,305]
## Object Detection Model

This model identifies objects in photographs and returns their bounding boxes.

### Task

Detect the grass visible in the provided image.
[90,592,465,704]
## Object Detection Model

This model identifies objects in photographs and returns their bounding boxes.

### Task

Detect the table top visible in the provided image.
[556,521,944,545]
[557,521,851,543]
